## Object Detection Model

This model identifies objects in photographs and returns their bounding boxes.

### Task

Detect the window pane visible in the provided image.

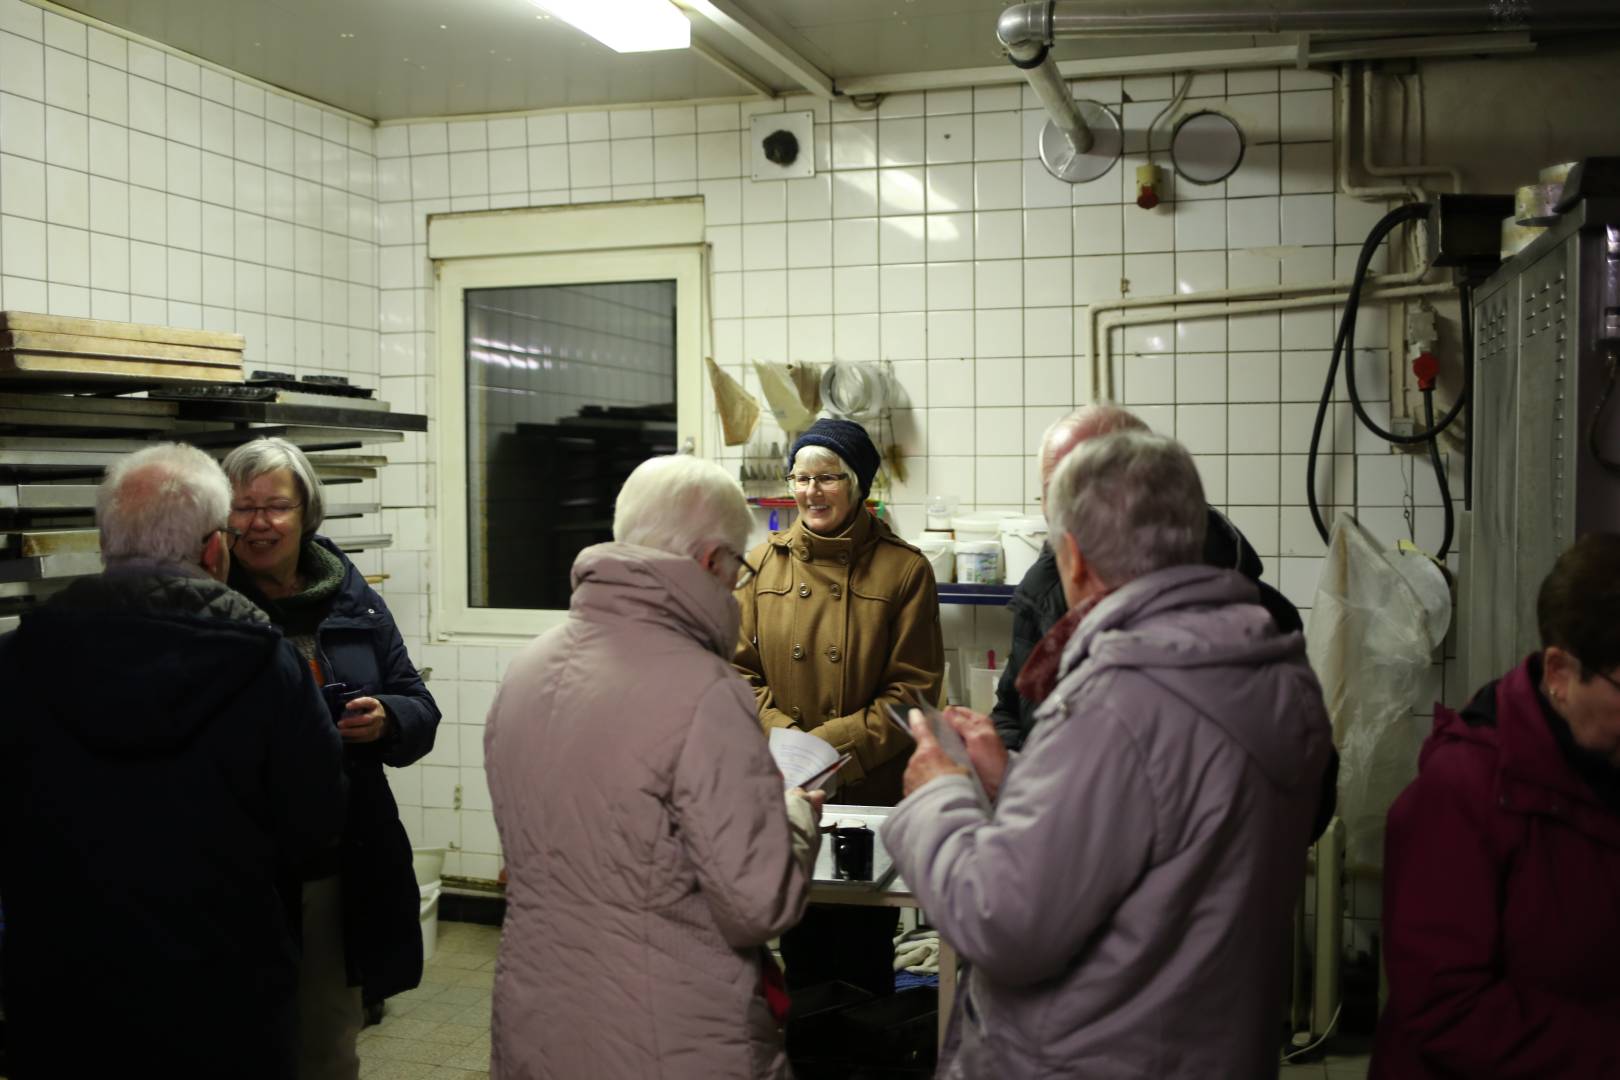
[465,280,678,610]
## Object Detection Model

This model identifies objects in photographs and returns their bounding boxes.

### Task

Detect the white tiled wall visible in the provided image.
[0,0,1469,889]
[0,0,379,376]
[368,70,1470,883]
[0,0,388,556]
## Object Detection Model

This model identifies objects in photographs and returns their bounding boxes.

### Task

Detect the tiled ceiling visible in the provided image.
[48,0,1285,120]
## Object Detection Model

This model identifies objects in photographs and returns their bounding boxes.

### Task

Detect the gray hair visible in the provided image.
[97,443,231,566]
[790,445,854,483]
[221,437,325,535]
[614,455,752,559]
[1044,430,1208,587]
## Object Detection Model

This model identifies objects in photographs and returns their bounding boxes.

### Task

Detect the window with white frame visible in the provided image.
[430,200,706,640]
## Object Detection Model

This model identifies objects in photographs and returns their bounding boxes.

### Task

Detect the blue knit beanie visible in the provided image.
[788,418,880,495]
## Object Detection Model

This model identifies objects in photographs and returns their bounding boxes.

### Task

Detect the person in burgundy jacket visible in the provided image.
[1373,532,1620,1079]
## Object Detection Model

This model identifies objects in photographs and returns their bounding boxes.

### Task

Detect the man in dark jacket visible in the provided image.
[0,444,344,1080]
[991,405,1304,751]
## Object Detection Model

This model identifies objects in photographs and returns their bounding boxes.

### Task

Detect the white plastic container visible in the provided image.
[999,515,1048,585]
[951,515,1000,543]
[955,540,1003,584]
[966,665,1000,714]
[915,535,955,583]
[926,494,960,532]
[412,847,446,961]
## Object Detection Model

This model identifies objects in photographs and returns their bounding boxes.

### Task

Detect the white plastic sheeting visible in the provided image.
[1306,515,1452,870]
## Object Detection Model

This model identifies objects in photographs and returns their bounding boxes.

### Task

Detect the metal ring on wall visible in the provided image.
[1170,110,1246,186]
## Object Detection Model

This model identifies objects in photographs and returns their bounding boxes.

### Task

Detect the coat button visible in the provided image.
[792,644,805,660]
[838,553,849,565]
[799,550,811,562]
[798,583,810,598]
[830,583,842,600]
[790,706,802,719]
[827,646,841,663]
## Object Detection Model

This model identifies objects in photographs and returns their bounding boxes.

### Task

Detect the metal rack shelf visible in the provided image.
[937,582,1016,606]
[0,370,427,624]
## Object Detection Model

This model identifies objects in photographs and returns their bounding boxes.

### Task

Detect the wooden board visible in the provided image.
[0,311,245,351]
[0,330,244,365]
[0,351,243,384]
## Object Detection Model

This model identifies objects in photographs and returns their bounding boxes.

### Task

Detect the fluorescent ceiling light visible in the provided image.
[532,0,691,53]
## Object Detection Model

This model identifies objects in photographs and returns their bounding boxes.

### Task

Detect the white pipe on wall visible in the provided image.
[1338,63,1425,203]
[1360,64,1463,192]
[1090,283,1456,401]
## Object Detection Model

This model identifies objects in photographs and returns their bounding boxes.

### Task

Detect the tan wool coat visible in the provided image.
[734,509,945,806]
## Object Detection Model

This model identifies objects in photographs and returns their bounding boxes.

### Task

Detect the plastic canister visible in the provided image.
[914,535,955,583]
[999,515,1048,585]
[412,847,446,961]
[926,494,960,532]
[951,516,1000,543]
[955,540,1003,584]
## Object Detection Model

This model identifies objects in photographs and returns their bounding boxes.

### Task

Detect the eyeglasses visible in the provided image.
[733,551,759,590]
[788,472,849,492]
[202,525,245,548]
[229,501,303,524]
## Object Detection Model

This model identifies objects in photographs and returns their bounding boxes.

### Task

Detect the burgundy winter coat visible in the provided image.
[1372,656,1620,1079]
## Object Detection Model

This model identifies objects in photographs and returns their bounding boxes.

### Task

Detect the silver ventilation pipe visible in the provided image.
[997,2,1122,182]
[1014,0,1620,38]
[999,0,1620,181]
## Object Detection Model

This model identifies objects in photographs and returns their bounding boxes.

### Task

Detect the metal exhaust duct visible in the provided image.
[999,0,1620,181]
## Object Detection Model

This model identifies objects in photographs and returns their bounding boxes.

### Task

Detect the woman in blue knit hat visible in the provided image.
[734,417,944,999]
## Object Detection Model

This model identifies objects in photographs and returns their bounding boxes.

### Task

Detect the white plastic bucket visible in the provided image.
[999,516,1048,585]
[951,516,999,543]
[915,536,955,583]
[412,847,446,962]
[955,540,1003,584]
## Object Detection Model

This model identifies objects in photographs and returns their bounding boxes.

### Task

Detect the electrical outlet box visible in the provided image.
[750,111,815,181]
[1406,305,1438,351]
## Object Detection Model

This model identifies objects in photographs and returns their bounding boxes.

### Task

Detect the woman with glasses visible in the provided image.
[221,436,440,1080]
[734,417,944,1000]
[1373,532,1620,1079]
[485,454,822,1080]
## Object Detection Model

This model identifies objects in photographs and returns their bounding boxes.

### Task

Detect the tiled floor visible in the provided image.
[358,921,497,1080]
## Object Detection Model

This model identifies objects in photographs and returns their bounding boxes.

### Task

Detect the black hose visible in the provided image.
[1424,388,1455,561]
[1461,283,1474,510]
[1308,201,1467,546]
[1589,346,1620,477]
[1340,206,1464,444]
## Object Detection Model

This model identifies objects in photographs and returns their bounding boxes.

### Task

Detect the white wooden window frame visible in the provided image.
[429,200,706,642]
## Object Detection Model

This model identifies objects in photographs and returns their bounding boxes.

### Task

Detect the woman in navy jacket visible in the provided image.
[223,436,440,1080]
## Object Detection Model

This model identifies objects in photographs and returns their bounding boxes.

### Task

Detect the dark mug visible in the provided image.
[831,824,875,882]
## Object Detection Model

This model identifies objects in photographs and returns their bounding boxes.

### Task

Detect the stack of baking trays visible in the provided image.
[0,311,428,633]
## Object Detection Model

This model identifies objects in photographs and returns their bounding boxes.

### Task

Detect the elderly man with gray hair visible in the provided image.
[485,454,823,1080]
[880,430,1334,1079]
[0,443,344,1079]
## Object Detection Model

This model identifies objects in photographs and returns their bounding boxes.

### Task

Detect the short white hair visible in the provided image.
[614,455,752,558]
[221,437,326,535]
[790,445,853,481]
[97,443,231,566]
[1044,430,1207,587]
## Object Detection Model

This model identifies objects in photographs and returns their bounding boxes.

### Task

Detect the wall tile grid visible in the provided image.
[0,0,1461,893]
[372,66,1463,885]
[0,0,388,566]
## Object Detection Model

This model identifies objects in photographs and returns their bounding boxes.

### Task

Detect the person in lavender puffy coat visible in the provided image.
[485,454,822,1080]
